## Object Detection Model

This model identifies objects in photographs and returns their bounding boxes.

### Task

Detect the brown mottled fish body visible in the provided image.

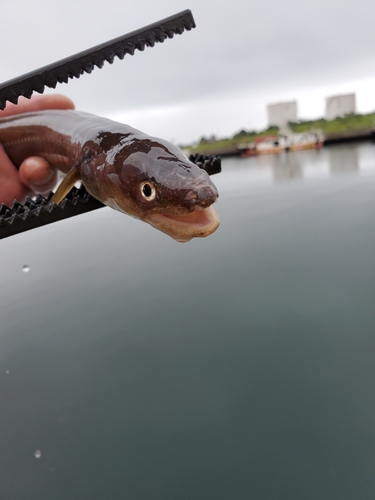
[0,110,219,241]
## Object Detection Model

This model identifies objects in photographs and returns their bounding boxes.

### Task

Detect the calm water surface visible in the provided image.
[0,142,374,499]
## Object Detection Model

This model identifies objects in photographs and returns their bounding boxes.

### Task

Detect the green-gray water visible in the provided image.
[0,142,375,499]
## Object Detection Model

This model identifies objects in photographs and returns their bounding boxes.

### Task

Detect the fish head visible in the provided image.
[93,136,220,242]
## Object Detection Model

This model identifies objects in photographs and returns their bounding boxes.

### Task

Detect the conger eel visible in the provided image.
[0,110,220,242]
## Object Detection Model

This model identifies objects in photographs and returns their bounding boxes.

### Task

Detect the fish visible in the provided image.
[0,110,219,242]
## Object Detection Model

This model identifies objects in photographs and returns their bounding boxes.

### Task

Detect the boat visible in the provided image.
[241,128,324,157]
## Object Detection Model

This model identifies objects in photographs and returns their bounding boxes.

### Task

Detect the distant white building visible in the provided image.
[267,101,297,127]
[325,93,356,120]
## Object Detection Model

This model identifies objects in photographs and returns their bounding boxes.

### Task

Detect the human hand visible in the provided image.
[0,94,75,207]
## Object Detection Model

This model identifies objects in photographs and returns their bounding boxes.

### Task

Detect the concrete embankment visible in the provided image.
[324,128,375,144]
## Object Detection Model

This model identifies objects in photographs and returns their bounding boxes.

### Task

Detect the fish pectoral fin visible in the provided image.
[51,166,81,204]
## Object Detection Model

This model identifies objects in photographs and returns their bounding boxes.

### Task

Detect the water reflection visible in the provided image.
[329,144,359,174]
[219,141,375,187]
[270,151,303,182]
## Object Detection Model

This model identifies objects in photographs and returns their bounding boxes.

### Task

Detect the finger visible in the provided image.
[0,94,75,118]
[19,157,58,195]
[0,145,30,205]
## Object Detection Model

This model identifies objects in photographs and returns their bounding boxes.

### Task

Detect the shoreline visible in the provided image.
[190,128,375,158]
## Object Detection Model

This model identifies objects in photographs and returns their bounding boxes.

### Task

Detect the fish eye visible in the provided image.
[141,181,156,201]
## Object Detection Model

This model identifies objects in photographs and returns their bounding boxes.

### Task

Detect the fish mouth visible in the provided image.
[146,204,220,242]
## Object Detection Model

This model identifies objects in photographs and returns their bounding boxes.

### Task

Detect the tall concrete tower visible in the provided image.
[267,101,297,127]
[326,93,356,120]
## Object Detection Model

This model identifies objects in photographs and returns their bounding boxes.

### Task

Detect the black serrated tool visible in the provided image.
[188,154,221,176]
[0,9,195,109]
[0,186,105,240]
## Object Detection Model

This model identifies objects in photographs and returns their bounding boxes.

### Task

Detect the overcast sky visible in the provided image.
[1,0,375,144]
